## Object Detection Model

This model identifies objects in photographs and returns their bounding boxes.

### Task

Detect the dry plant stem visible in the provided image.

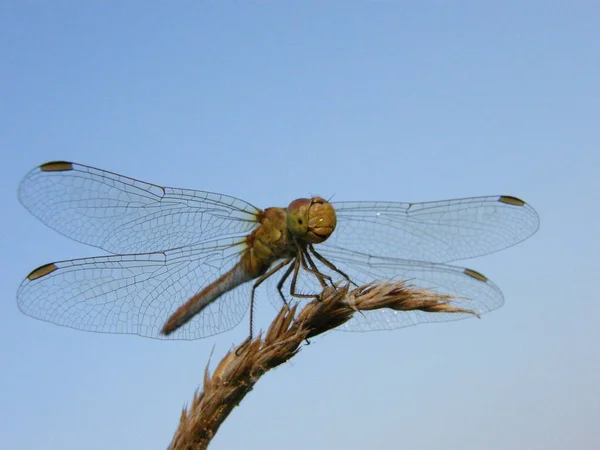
[167,281,476,450]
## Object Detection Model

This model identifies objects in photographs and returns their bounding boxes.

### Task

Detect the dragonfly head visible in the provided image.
[287,197,337,244]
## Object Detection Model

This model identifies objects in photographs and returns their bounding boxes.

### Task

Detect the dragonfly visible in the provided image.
[16,161,539,340]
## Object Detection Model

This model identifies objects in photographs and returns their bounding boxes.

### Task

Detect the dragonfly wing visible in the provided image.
[18,161,261,254]
[329,196,539,263]
[17,238,251,340]
[266,247,503,332]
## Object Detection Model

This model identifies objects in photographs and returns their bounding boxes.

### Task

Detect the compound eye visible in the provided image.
[287,198,311,237]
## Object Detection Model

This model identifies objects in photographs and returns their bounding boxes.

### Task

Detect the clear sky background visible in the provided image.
[1,2,598,450]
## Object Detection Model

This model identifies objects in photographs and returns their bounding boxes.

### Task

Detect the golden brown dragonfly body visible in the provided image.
[162,197,338,335]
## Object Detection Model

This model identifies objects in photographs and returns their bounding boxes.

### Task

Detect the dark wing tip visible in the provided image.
[498,196,526,207]
[40,161,74,172]
[26,262,59,280]
[463,268,488,282]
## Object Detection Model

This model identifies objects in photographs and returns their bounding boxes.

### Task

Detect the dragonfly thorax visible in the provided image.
[286,197,337,244]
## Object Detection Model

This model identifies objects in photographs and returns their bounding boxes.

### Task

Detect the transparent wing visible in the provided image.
[17,238,252,340]
[328,196,539,263]
[18,161,261,254]
[265,246,503,332]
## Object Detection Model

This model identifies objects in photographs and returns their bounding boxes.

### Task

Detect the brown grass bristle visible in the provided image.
[167,281,473,449]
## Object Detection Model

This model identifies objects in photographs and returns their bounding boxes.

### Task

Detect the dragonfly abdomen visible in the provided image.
[161,261,254,335]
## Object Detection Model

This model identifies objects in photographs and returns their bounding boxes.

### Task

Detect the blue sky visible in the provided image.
[1,2,598,449]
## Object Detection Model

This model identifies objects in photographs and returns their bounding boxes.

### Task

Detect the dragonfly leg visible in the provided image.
[288,250,327,300]
[276,261,296,304]
[248,257,293,338]
[288,254,318,299]
[301,248,331,288]
[290,241,332,288]
[309,245,358,287]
